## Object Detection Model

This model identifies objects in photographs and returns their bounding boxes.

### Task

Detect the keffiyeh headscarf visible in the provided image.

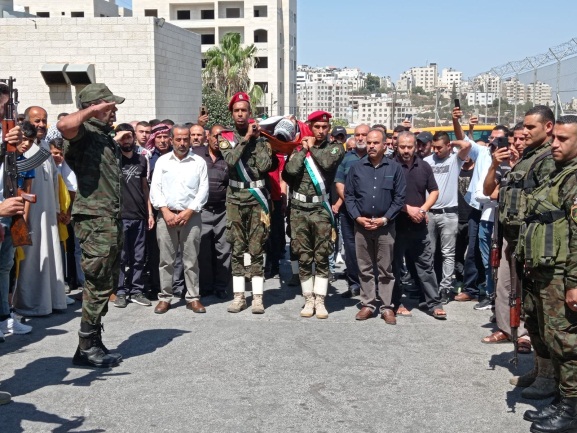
[145,123,171,151]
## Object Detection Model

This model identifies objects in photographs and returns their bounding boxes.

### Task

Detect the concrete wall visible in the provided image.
[0,17,201,124]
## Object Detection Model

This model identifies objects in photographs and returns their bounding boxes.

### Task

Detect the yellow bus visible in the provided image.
[417,125,495,142]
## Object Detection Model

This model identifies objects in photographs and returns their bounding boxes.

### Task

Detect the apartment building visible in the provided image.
[440,68,462,91]
[352,94,414,127]
[14,0,132,17]
[397,63,438,93]
[526,81,552,106]
[466,92,497,107]
[132,0,297,116]
[297,79,350,120]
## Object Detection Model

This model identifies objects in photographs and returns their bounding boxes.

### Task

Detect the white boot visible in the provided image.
[251,276,265,314]
[228,276,247,313]
[313,277,329,319]
[300,278,315,317]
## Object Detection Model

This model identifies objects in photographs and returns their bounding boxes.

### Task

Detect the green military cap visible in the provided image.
[78,83,125,104]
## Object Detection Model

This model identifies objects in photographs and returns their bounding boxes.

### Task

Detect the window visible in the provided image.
[254,29,267,43]
[144,9,158,17]
[254,82,269,93]
[201,34,215,44]
[176,10,190,20]
[37,12,50,17]
[201,9,214,19]
[71,11,84,17]
[254,57,268,68]
[254,6,267,17]
[226,8,240,18]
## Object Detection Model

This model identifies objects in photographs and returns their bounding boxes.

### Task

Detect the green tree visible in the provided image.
[413,86,426,95]
[331,118,349,127]
[364,73,381,93]
[203,32,259,100]
[202,86,233,129]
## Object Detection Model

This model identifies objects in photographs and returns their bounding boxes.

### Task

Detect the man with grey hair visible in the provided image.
[149,124,209,315]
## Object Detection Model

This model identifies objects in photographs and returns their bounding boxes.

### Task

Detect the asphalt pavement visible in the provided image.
[0,260,541,433]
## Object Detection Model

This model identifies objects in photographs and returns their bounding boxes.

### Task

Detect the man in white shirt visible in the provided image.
[149,125,209,314]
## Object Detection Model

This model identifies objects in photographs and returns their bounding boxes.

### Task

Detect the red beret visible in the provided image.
[307,111,332,123]
[228,92,250,111]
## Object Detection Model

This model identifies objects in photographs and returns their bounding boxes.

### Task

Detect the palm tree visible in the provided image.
[203,32,261,101]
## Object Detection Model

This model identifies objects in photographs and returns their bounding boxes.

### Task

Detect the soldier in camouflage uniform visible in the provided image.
[484,106,557,397]
[58,84,124,368]
[282,111,344,319]
[518,116,577,433]
[220,92,273,314]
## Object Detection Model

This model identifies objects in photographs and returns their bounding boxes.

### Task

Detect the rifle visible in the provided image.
[490,204,501,295]
[0,77,36,246]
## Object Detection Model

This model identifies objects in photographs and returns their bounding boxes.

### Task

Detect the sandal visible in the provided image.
[396,305,412,317]
[517,336,532,354]
[431,308,447,320]
[481,330,511,344]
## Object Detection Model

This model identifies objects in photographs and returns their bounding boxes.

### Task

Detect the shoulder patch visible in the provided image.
[572,204,577,224]
[219,139,231,150]
[331,147,338,155]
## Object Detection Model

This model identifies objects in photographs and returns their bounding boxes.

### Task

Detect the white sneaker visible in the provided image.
[0,314,32,335]
[66,296,75,305]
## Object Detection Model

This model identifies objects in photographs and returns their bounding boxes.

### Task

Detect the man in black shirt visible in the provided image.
[345,129,406,324]
[114,124,154,308]
[192,124,231,299]
[392,131,446,319]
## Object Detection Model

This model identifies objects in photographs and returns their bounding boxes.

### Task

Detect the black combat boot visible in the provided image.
[524,391,561,422]
[530,397,577,433]
[72,322,120,368]
[96,323,122,362]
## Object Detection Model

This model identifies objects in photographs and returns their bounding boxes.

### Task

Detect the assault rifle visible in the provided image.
[0,77,37,246]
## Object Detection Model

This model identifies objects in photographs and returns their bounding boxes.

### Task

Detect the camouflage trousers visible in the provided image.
[226,202,269,277]
[530,268,577,397]
[74,216,122,326]
[290,205,333,280]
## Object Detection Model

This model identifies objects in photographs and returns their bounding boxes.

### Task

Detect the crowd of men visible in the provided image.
[1,82,577,433]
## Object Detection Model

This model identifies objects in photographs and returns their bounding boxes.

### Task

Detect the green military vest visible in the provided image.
[516,164,577,269]
[499,145,551,233]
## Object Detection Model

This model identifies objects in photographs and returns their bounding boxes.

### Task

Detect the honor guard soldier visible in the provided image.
[519,116,577,433]
[283,111,345,319]
[220,92,273,314]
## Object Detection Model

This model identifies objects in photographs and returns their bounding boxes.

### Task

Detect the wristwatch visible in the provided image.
[382,217,388,226]
[419,209,427,214]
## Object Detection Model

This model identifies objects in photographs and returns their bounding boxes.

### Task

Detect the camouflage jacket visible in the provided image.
[64,118,122,219]
[283,139,344,209]
[220,130,273,205]
[500,141,556,243]
[555,159,577,288]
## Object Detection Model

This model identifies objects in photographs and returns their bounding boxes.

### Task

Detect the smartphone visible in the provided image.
[454,99,460,109]
[474,108,479,117]
[200,105,207,116]
[495,136,509,149]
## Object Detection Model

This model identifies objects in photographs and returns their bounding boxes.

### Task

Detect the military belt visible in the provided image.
[524,210,566,225]
[291,191,329,204]
[229,179,265,189]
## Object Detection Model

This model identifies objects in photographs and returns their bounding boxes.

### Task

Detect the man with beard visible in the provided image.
[334,124,369,298]
[391,131,446,319]
[150,125,208,314]
[193,124,231,299]
[58,83,125,367]
[283,111,345,319]
[113,124,154,309]
[221,92,273,314]
[416,131,433,159]
[13,106,69,316]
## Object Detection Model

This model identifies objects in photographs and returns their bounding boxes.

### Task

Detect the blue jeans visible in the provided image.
[0,234,14,320]
[478,220,494,296]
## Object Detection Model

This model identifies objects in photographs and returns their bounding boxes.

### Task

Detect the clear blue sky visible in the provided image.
[118,0,577,79]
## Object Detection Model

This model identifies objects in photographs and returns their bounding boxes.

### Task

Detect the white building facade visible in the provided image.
[132,0,297,116]
[0,17,202,122]
[13,0,132,17]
